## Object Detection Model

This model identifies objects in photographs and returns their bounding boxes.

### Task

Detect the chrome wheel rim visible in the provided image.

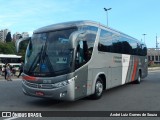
[138,75,141,82]
[96,81,103,96]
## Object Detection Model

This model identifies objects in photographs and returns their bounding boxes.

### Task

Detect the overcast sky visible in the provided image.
[0,0,160,48]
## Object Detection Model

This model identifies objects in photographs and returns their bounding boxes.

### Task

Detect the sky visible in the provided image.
[0,0,160,48]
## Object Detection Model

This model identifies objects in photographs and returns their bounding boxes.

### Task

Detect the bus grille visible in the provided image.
[24,80,55,89]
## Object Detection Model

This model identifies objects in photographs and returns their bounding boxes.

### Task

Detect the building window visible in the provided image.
[156,56,158,61]
[152,56,154,61]
[148,56,151,61]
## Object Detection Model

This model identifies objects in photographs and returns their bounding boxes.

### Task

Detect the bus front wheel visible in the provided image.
[91,77,103,99]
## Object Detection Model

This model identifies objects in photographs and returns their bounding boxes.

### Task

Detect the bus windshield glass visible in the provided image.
[24,27,77,77]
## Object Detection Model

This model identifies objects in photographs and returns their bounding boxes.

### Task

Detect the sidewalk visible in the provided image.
[148,67,160,71]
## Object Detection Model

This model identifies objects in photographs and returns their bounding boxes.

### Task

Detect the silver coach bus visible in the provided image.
[16,20,148,101]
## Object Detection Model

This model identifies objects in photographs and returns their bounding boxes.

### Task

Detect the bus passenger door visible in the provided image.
[74,40,88,99]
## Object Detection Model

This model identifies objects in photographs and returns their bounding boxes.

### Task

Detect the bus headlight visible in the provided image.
[53,81,69,88]
[53,76,77,88]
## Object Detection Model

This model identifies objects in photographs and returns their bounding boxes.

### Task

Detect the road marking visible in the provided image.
[3,117,19,120]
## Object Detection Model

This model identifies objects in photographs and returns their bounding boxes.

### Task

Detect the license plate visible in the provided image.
[35,91,44,96]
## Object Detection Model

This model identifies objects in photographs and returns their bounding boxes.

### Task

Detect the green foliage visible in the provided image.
[0,42,16,54]
[18,40,29,60]
[0,41,29,61]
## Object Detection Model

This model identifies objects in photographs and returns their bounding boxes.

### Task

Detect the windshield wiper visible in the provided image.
[28,39,54,74]
[28,45,43,73]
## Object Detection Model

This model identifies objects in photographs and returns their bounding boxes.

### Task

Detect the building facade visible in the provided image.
[13,32,21,41]
[147,48,160,64]
[0,29,10,42]
[13,32,29,42]
[22,32,29,38]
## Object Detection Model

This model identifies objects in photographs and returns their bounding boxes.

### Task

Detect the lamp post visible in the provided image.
[104,7,112,27]
[142,34,146,43]
[156,34,159,49]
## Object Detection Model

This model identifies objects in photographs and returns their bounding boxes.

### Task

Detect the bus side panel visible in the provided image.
[125,55,148,83]
[129,56,140,82]
[87,68,94,96]
[74,65,88,100]
[125,55,134,83]
[122,54,131,84]
[88,51,112,94]
[111,66,122,87]
[141,56,148,78]
[111,54,123,87]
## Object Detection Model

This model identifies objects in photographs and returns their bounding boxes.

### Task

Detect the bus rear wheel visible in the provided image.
[135,72,141,84]
[91,77,103,99]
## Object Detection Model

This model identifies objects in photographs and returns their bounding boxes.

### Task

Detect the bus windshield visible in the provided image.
[24,27,77,77]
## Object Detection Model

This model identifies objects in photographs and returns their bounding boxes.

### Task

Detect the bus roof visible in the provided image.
[33,20,142,44]
[0,54,22,58]
[34,20,99,34]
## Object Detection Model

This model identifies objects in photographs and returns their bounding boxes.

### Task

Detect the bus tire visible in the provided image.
[91,77,103,100]
[135,72,141,84]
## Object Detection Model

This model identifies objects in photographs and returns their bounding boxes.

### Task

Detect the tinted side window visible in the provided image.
[85,33,97,61]
[98,29,146,56]
[98,29,113,52]
[137,43,142,55]
[112,39,121,53]
[120,38,132,54]
[141,44,147,56]
[129,40,147,56]
[130,40,138,55]
[82,26,98,61]
[98,29,126,53]
[75,26,98,69]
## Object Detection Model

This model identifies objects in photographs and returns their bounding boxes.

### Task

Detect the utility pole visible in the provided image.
[156,34,158,49]
[142,34,146,43]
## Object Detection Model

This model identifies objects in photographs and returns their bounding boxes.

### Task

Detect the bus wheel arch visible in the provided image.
[99,74,106,91]
[91,73,106,99]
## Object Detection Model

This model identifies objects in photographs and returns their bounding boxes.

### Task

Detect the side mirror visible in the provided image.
[15,37,31,53]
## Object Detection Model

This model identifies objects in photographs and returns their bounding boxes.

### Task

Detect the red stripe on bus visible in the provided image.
[131,58,138,81]
[22,76,37,81]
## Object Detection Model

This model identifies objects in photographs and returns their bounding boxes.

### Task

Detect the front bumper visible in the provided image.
[22,79,75,101]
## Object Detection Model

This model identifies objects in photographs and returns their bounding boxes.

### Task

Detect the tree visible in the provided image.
[0,42,16,54]
[0,39,28,61]
[5,32,12,42]
[18,40,29,60]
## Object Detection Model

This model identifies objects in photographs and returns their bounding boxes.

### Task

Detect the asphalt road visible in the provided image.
[0,70,160,120]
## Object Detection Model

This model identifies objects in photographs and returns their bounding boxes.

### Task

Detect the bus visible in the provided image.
[0,54,22,68]
[0,54,22,75]
[16,20,148,101]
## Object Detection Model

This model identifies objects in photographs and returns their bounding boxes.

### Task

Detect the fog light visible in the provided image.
[60,91,67,98]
